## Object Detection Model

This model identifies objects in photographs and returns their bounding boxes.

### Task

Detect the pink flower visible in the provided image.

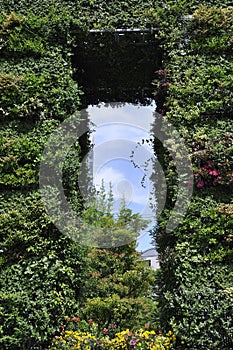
[162,82,170,88]
[156,69,167,75]
[209,170,220,176]
[103,328,108,334]
[197,180,204,188]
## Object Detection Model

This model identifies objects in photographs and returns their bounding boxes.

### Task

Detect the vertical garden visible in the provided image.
[150,1,233,349]
[0,0,232,349]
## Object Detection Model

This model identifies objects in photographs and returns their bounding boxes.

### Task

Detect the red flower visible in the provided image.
[103,328,108,334]
[88,319,94,323]
[197,180,204,188]
[72,317,80,322]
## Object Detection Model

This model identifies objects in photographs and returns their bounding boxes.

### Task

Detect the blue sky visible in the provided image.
[86,101,157,252]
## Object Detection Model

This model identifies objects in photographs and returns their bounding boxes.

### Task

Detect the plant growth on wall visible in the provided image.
[0,0,232,349]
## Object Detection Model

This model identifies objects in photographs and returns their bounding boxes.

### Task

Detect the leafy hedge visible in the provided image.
[0,3,84,349]
[0,190,90,349]
[151,1,233,349]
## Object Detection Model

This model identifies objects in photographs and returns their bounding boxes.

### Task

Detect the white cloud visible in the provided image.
[88,102,156,130]
[94,166,125,188]
[93,163,156,210]
[93,123,148,144]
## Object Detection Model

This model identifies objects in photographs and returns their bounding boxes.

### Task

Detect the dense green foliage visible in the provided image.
[0,0,232,349]
[150,1,233,349]
[0,6,84,348]
[82,243,155,329]
[0,191,90,349]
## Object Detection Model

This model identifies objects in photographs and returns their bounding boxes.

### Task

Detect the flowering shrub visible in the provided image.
[48,318,176,349]
[194,158,233,188]
[105,329,176,349]
[185,129,233,188]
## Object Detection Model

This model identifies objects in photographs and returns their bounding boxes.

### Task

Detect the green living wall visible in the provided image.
[149,1,233,349]
[0,1,157,349]
[0,0,233,349]
[0,6,87,349]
